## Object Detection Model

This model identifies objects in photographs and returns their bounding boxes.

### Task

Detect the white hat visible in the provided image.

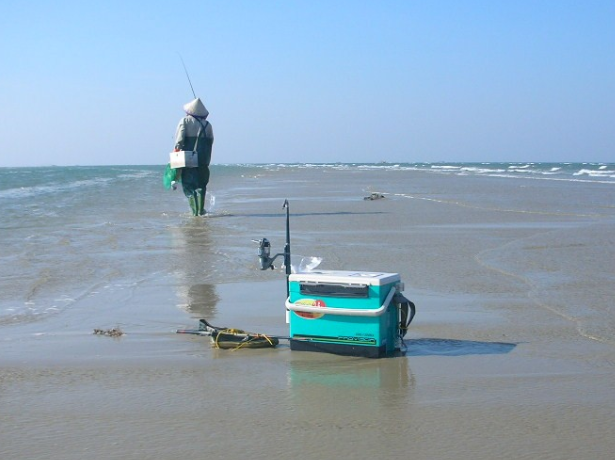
[183,98,209,118]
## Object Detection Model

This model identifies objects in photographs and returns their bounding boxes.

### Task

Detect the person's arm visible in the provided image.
[174,118,186,151]
[170,119,187,190]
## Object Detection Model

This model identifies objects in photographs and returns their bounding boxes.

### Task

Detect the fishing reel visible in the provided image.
[252,238,286,270]
[252,200,292,272]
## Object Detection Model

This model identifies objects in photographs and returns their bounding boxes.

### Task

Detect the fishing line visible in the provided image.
[178,53,197,99]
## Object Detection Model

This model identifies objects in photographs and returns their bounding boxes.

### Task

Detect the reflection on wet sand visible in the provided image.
[186,283,220,318]
[288,355,415,416]
[171,219,221,318]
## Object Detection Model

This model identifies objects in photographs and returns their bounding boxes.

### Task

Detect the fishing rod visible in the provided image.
[177,329,293,341]
[176,329,320,343]
[178,53,197,99]
[253,200,292,297]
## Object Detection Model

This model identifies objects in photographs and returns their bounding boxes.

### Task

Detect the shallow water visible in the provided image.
[2,163,615,459]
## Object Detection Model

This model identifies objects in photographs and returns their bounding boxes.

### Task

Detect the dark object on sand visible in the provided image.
[364,192,386,200]
[176,319,279,349]
[93,327,124,337]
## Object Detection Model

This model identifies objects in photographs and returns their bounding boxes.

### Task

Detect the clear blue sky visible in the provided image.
[1,0,614,166]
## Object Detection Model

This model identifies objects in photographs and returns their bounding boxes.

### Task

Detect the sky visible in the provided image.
[1,0,614,167]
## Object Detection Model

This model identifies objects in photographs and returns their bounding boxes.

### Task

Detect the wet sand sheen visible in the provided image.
[3,282,615,460]
[2,166,615,460]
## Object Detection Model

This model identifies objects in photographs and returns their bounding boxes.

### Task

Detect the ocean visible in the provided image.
[1,161,614,332]
[2,162,615,460]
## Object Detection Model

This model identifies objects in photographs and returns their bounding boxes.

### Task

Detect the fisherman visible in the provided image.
[172,97,214,216]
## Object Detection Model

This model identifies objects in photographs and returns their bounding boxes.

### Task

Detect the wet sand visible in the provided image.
[2,167,615,459]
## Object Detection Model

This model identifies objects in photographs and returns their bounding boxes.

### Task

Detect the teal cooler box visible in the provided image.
[286,270,402,358]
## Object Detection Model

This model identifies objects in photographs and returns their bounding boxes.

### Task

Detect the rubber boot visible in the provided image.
[188,193,198,216]
[196,188,206,216]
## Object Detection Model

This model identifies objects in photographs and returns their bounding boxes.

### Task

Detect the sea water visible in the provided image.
[1,162,614,335]
[2,162,615,460]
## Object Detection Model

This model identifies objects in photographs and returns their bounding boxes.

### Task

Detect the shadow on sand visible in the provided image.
[405,338,517,357]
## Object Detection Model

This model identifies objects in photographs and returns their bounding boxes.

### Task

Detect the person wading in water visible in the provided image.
[172,97,214,216]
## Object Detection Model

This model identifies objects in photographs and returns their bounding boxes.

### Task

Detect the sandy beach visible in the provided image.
[2,165,615,460]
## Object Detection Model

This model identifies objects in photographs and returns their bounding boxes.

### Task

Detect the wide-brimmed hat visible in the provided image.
[183,98,209,118]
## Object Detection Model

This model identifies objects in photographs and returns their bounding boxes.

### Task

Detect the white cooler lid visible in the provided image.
[289,270,400,286]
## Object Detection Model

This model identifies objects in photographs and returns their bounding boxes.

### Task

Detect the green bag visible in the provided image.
[163,163,178,190]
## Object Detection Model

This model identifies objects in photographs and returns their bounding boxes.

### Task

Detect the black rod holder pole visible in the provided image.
[283,199,291,298]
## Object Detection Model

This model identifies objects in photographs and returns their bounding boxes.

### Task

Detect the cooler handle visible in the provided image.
[285,284,397,317]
